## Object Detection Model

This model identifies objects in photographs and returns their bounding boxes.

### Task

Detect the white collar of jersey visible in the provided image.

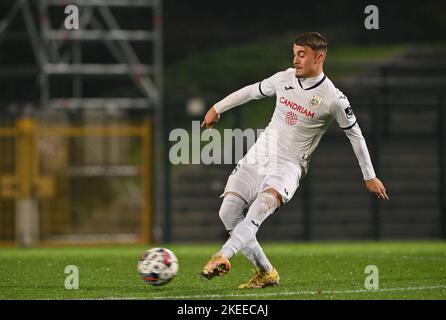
[296,72,326,90]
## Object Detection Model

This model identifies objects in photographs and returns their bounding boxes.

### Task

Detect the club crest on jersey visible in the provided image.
[309,95,323,109]
[344,106,354,119]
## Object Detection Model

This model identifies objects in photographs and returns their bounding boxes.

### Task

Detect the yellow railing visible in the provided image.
[0,117,152,246]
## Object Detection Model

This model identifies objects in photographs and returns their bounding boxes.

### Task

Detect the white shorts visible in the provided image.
[221,155,309,206]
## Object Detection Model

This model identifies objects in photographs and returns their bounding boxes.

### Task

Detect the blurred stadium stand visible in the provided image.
[170,46,446,242]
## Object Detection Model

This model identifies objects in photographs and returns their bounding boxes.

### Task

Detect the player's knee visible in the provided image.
[218,193,245,227]
[218,207,233,226]
[257,191,279,214]
[263,187,283,206]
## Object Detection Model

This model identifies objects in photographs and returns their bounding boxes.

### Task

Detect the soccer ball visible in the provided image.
[137,247,179,286]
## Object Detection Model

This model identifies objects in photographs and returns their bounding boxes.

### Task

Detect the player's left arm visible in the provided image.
[329,93,389,200]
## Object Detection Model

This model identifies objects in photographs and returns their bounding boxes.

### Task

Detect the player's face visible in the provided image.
[293,44,323,78]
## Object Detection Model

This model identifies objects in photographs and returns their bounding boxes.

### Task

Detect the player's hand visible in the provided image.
[365,177,389,200]
[200,106,220,130]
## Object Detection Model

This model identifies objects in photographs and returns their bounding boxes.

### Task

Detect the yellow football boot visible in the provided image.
[201,255,231,279]
[239,268,280,289]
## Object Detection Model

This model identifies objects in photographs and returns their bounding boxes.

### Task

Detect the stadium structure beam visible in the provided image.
[40,0,165,243]
[44,63,154,75]
[48,98,153,109]
[45,30,155,41]
[39,0,161,109]
[46,0,157,7]
[0,0,22,46]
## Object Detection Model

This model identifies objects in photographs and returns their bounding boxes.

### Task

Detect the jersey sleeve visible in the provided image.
[344,123,377,180]
[213,83,262,113]
[214,71,284,114]
[257,71,284,97]
[330,89,376,180]
[329,89,357,130]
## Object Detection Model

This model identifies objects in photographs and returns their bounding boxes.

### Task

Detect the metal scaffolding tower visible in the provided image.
[39,0,162,110]
[0,0,163,110]
[0,0,165,243]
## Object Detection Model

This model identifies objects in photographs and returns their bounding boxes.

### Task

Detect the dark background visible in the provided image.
[162,0,445,64]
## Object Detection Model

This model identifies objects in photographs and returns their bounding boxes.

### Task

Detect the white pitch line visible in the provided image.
[380,255,446,261]
[90,297,146,300]
[152,285,446,300]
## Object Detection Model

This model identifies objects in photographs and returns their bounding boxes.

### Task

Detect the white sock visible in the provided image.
[242,237,273,272]
[218,194,273,271]
[221,192,278,260]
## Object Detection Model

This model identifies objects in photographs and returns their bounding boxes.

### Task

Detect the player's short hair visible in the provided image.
[294,32,328,53]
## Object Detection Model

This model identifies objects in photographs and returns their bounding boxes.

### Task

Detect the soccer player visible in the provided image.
[200,32,389,289]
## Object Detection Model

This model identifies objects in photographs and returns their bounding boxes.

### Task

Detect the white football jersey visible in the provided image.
[214,68,375,180]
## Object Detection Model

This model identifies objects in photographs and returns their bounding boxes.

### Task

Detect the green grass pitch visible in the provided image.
[1,241,445,300]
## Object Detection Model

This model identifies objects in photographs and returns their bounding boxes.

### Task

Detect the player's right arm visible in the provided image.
[329,91,389,200]
[201,72,280,129]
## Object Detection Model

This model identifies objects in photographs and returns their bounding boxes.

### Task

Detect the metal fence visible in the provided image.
[0,117,153,246]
